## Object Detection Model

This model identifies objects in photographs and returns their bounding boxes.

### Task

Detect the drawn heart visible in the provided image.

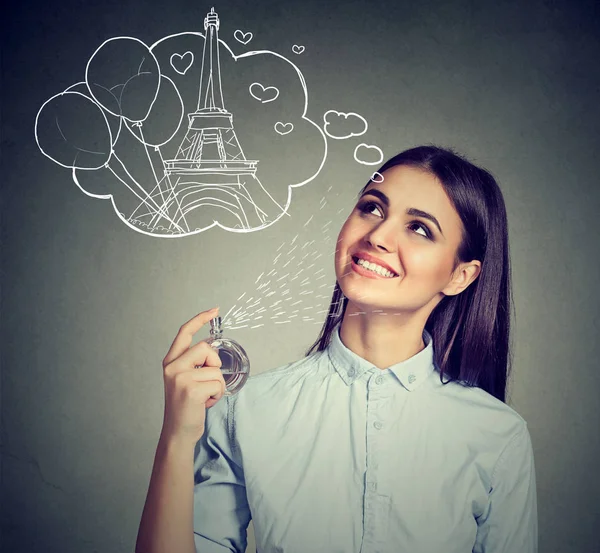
[170,52,194,75]
[274,122,293,135]
[292,45,305,55]
[249,82,279,103]
[234,30,253,45]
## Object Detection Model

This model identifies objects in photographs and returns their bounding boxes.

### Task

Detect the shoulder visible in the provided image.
[227,348,330,408]
[428,374,529,449]
[432,373,526,421]
[245,348,329,388]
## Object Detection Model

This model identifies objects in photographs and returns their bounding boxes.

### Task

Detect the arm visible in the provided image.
[135,434,197,553]
[473,423,538,553]
[136,308,228,553]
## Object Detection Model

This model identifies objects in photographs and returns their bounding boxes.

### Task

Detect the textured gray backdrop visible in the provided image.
[2,0,599,552]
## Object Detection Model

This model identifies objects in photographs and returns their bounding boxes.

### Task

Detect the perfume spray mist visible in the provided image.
[206,316,250,395]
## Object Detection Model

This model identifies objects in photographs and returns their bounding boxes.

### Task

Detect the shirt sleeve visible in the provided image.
[193,395,251,553]
[473,422,538,553]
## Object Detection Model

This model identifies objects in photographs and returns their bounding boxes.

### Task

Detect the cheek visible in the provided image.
[404,248,454,283]
[334,222,356,273]
[335,221,353,254]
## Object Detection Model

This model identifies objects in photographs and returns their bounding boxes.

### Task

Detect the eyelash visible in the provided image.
[357,201,433,239]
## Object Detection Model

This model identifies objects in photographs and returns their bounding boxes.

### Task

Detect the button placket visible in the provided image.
[364,378,387,553]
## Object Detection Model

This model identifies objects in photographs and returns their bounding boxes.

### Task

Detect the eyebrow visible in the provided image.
[359,188,445,236]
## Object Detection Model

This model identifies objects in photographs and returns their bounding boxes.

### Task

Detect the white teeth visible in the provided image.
[356,258,396,278]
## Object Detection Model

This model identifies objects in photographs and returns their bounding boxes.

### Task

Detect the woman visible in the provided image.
[136,146,538,553]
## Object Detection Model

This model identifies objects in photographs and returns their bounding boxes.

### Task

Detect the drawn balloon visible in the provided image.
[126,75,184,148]
[85,37,161,123]
[35,91,113,170]
[65,82,123,145]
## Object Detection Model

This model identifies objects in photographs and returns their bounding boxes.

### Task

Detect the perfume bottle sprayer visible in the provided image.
[206,316,250,395]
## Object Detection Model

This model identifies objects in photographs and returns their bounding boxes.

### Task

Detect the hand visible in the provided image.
[160,307,225,446]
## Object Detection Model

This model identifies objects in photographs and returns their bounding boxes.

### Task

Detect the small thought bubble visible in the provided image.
[323,110,367,140]
[354,143,384,166]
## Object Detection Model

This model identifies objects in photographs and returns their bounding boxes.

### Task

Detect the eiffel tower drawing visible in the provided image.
[157,7,282,232]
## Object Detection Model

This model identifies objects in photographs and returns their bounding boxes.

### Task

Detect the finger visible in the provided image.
[177,376,224,407]
[199,379,225,406]
[163,307,219,367]
[176,370,225,401]
[191,371,226,401]
[177,340,223,371]
[189,366,226,386]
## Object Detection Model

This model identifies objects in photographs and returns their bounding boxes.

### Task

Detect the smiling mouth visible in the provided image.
[351,256,399,278]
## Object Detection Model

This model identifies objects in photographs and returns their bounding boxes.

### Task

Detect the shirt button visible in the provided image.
[367,481,377,492]
[408,373,416,384]
[373,421,383,430]
[348,368,356,377]
[375,375,384,385]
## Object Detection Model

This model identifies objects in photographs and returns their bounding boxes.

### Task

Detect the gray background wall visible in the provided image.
[2,0,599,552]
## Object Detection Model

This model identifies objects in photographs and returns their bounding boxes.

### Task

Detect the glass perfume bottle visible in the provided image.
[206,316,250,395]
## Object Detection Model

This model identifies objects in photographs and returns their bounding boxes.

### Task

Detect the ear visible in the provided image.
[442,260,482,296]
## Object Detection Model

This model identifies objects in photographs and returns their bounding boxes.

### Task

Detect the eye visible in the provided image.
[358,200,383,218]
[408,221,432,239]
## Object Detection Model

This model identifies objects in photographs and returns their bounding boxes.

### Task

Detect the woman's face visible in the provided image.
[335,164,477,315]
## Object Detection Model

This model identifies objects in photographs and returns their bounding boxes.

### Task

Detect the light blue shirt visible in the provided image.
[193,325,538,553]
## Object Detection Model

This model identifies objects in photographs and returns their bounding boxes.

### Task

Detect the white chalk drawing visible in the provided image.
[323,110,368,140]
[170,51,194,75]
[274,122,294,135]
[234,30,253,45]
[35,6,384,237]
[354,143,384,166]
[292,45,305,54]
[371,171,385,183]
[249,82,280,103]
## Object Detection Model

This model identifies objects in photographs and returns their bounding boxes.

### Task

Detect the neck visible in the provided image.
[339,303,427,370]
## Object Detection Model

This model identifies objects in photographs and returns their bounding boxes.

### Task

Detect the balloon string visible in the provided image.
[125,124,189,232]
[131,124,166,204]
[109,154,186,233]
[134,125,188,231]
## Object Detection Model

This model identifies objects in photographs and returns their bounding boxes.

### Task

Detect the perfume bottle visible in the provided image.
[206,316,250,395]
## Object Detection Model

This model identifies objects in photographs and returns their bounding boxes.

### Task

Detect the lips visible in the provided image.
[351,251,399,277]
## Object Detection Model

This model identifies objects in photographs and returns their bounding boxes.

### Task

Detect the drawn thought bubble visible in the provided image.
[354,143,384,166]
[323,110,368,140]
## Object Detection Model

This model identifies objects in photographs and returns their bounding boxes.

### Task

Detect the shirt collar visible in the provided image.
[327,324,435,391]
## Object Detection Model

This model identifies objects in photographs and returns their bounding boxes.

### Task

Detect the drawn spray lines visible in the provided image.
[220,193,343,330]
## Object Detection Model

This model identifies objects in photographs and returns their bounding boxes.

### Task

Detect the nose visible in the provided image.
[364,219,396,253]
